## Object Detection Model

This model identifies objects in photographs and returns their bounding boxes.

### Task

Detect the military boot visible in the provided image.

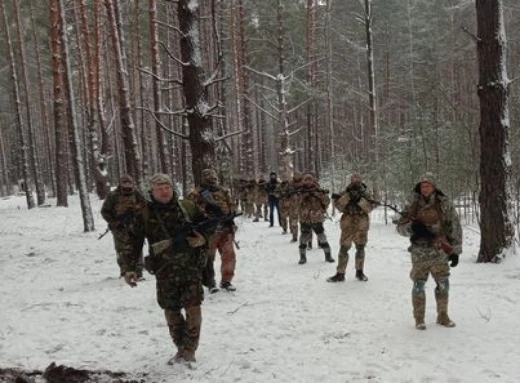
[298,247,307,265]
[290,233,298,243]
[327,272,345,282]
[413,295,426,330]
[323,244,335,263]
[355,269,368,281]
[435,289,456,327]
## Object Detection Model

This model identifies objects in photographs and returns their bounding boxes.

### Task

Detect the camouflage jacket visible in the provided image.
[100,187,147,231]
[119,198,209,275]
[297,186,330,223]
[333,183,373,216]
[397,191,462,255]
[188,184,235,217]
[255,181,268,204]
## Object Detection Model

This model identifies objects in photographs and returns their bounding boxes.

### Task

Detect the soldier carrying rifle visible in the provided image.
[396,173,462,330]
[101,174,147,279]
[119,173,214,364]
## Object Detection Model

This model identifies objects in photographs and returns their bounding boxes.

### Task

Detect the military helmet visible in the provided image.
[120,174,134,184]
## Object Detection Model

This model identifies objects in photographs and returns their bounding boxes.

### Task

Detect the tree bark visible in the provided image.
[476,0,514,262]
[1,1,36,209]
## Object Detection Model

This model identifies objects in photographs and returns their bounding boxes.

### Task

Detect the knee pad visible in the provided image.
[298,244,307,250]
[412,280,426,295]
[436,279,450,294]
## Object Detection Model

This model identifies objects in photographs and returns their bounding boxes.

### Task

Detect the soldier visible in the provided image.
[396,173,462,330]
[296,173,334,265]
[101,174,147,279]
[286,172,303,243]
[245,178,257,219]
[188,169,238,292]
[327,173,374,283]
[120,173,211,364]
[253,177,268,222]
[277,174,292,234]
[266,172,281,227]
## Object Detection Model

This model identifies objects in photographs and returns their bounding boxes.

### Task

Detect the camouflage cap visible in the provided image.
[418,172,436,188]
[149,173,173,189]
[201,169,217,181]
[302,172,315,181]
[120,174,134,184]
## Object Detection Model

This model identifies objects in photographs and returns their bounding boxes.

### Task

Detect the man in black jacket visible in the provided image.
[265,172,280,227]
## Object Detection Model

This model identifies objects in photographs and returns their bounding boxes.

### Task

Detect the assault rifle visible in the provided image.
[367,198,454,254]
[287,188,329,196]
[98,211,136,240]
[146,212,242,271]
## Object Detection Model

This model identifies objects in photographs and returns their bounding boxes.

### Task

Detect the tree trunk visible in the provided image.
[1,1,35,209]
[149,0,170,174]
[476,0,514,263]
[59,0,95,231]
[177,0,216,185]
[49,0,69,207]
[104,0,143,185]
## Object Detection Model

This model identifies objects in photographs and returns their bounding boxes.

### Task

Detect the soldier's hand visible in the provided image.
[448,254,459,268]
[124,272,138,287]
[187,230,206,248]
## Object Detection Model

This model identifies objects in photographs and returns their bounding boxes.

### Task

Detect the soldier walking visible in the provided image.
[101,174,147,279]
[396,173,462,330]
[120,173,212,364]
[327,173,373,282]
[188,169,238,292]
[296,173,334,265]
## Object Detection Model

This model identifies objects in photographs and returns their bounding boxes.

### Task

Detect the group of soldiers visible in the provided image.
[100,169,463,365]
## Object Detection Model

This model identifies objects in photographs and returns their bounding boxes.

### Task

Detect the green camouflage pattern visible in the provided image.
[101,187,147,276]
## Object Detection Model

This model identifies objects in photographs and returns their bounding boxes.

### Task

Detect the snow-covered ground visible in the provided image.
[1,194,519,383]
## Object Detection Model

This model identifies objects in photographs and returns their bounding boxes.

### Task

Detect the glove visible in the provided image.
[448,254,459,268]
[124,272,138,287]
[410,221,434,238]
[331,193,341,200]
[187,230,206,248]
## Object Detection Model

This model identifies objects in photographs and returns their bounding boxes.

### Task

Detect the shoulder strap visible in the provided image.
[177,200,195,224]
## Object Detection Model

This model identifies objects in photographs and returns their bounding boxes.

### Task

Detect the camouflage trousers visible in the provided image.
[203,228,237,286]
[156,264,204,355]
[255,203,268,221]
[336,213,370,273]
[112,230,143,277]
[299,222,331,258]
[409,245,451,321]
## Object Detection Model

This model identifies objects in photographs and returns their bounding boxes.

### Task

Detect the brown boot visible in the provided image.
[437,312,456,327]
[435,286,455,327]
[412,295,426,330]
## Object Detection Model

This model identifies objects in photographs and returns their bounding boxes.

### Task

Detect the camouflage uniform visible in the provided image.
[244,179,257,218]
[101,175,147,277]
[287,173,304,242]
[254,178,269,222]
[277,179,291,234]
[328,175,374,282]
[119,173,211,363]
[266,172,281,227]
[237,178,248,215]
[397,173,462,330]
[296,173,334,264]
[188,169,238,292]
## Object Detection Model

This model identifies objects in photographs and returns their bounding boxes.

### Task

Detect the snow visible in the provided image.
[1,195,520,382]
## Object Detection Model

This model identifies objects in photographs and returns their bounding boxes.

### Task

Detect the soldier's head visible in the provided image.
[302,172,315,187]
[149,173,174,204]
[350,173,362,185]
[202,169,218,186]
[269,172,277,181]
[293,171,303,183]
[415,172,436,198]
[119,174,134,193]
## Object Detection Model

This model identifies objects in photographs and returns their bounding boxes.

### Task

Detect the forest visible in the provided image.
[0,0,518,262]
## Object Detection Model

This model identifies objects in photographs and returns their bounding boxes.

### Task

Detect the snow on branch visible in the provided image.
[137,67,182,85]
[244,95,279,121]
[159,41,190,67]
[215,130,244,142]
[245,65,277,81]
[141,108,189,139]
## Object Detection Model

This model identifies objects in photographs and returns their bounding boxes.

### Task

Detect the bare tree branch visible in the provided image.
[244,94,279,120]
[245,65,277,81]
[137,67,182,85]
[215,130,244,142]
[159,41,189,67]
